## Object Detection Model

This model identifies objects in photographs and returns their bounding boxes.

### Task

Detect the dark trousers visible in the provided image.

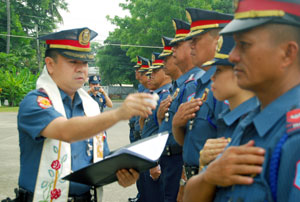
[138,170,164,202]
[159,154,183,202]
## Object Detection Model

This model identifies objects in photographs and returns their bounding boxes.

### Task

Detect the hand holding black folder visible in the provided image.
[63,132,169,187]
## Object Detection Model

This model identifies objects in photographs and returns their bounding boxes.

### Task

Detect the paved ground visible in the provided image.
[0,102,138,202]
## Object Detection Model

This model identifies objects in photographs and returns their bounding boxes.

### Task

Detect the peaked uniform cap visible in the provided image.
[159,36,174,58]
[185,8,233,40]
[202,35,235,67]
[150,52,164,70]
[138,57,151,72]
[134,55,143,69]
[170,19,190,45]
[39,27,98,62]
[89,75,101,84]
[220,0,300,35]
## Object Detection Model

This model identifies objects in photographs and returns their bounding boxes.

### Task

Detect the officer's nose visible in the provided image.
[228,45,240,65]
[75,61,88,72]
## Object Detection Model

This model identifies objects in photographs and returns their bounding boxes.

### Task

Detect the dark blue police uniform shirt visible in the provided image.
[216,96,259,139]
[214,84,300,202]
[158,67,205,146]
[138,83,146,93]
[129,84,147,142]
[141,83,172,139]
[89,92,106,112]
[183,66,228,166]
[18,89,109,195]
[134,86,150,134]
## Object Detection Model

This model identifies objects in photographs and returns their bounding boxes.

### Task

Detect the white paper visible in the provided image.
[127,132,169,161]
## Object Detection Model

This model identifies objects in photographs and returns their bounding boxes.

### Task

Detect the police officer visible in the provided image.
[139,53,172,202]
[198,35,258,170]
[172,8,232,180]
[184,1,300,201]
[88,75,113,112]
[128,56,146,144]
[15,27,156,202]
[155,35,185,202]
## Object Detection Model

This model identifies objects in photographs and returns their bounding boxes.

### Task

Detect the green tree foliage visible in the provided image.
[98,0,233,85]
[108,0,214,60]
[0,53,39,106]
[107,0,234,60]
[95,33,136,86]
[0,0,68,71]
[0,0,67,105]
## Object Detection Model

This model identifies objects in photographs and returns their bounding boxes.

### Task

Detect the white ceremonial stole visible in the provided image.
[33,66,104,202]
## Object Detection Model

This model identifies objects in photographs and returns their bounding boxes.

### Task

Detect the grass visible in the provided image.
[0,106,19,112]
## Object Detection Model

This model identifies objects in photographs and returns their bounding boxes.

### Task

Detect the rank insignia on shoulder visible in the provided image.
[286,109,300,134]
[294,161,300,190]
[37,96,52,109]
[172,88,180,100]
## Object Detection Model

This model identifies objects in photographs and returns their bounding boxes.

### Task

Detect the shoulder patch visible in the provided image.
[37,96,52,109]
[286,109,300,134]
[184,73,195,84]
[294,160,300,190]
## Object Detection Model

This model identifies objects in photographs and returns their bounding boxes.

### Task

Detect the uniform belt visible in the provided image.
[184,164,199,180]
[162,145,182,156]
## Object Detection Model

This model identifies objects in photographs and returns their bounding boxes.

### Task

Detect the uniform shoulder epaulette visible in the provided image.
[184,73,196,84]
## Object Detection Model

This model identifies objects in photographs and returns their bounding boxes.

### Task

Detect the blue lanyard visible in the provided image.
[269,133,288,202]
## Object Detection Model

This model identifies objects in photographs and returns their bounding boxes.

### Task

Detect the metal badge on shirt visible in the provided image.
[189,88,210,130]
[164,88,180,122]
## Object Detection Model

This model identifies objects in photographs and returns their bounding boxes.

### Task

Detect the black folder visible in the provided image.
[62,132,169,187]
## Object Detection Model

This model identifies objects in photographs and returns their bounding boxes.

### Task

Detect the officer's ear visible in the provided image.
[281,40,299,69]
[45,56,55,74]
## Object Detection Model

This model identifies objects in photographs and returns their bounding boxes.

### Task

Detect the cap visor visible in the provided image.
[170,37,186,45]
[58,50,95,62]
[159,52,172,58]
[184,29,207,41]
[202,58,234,68]
[220,18,271,35]
[150,65,163,70]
